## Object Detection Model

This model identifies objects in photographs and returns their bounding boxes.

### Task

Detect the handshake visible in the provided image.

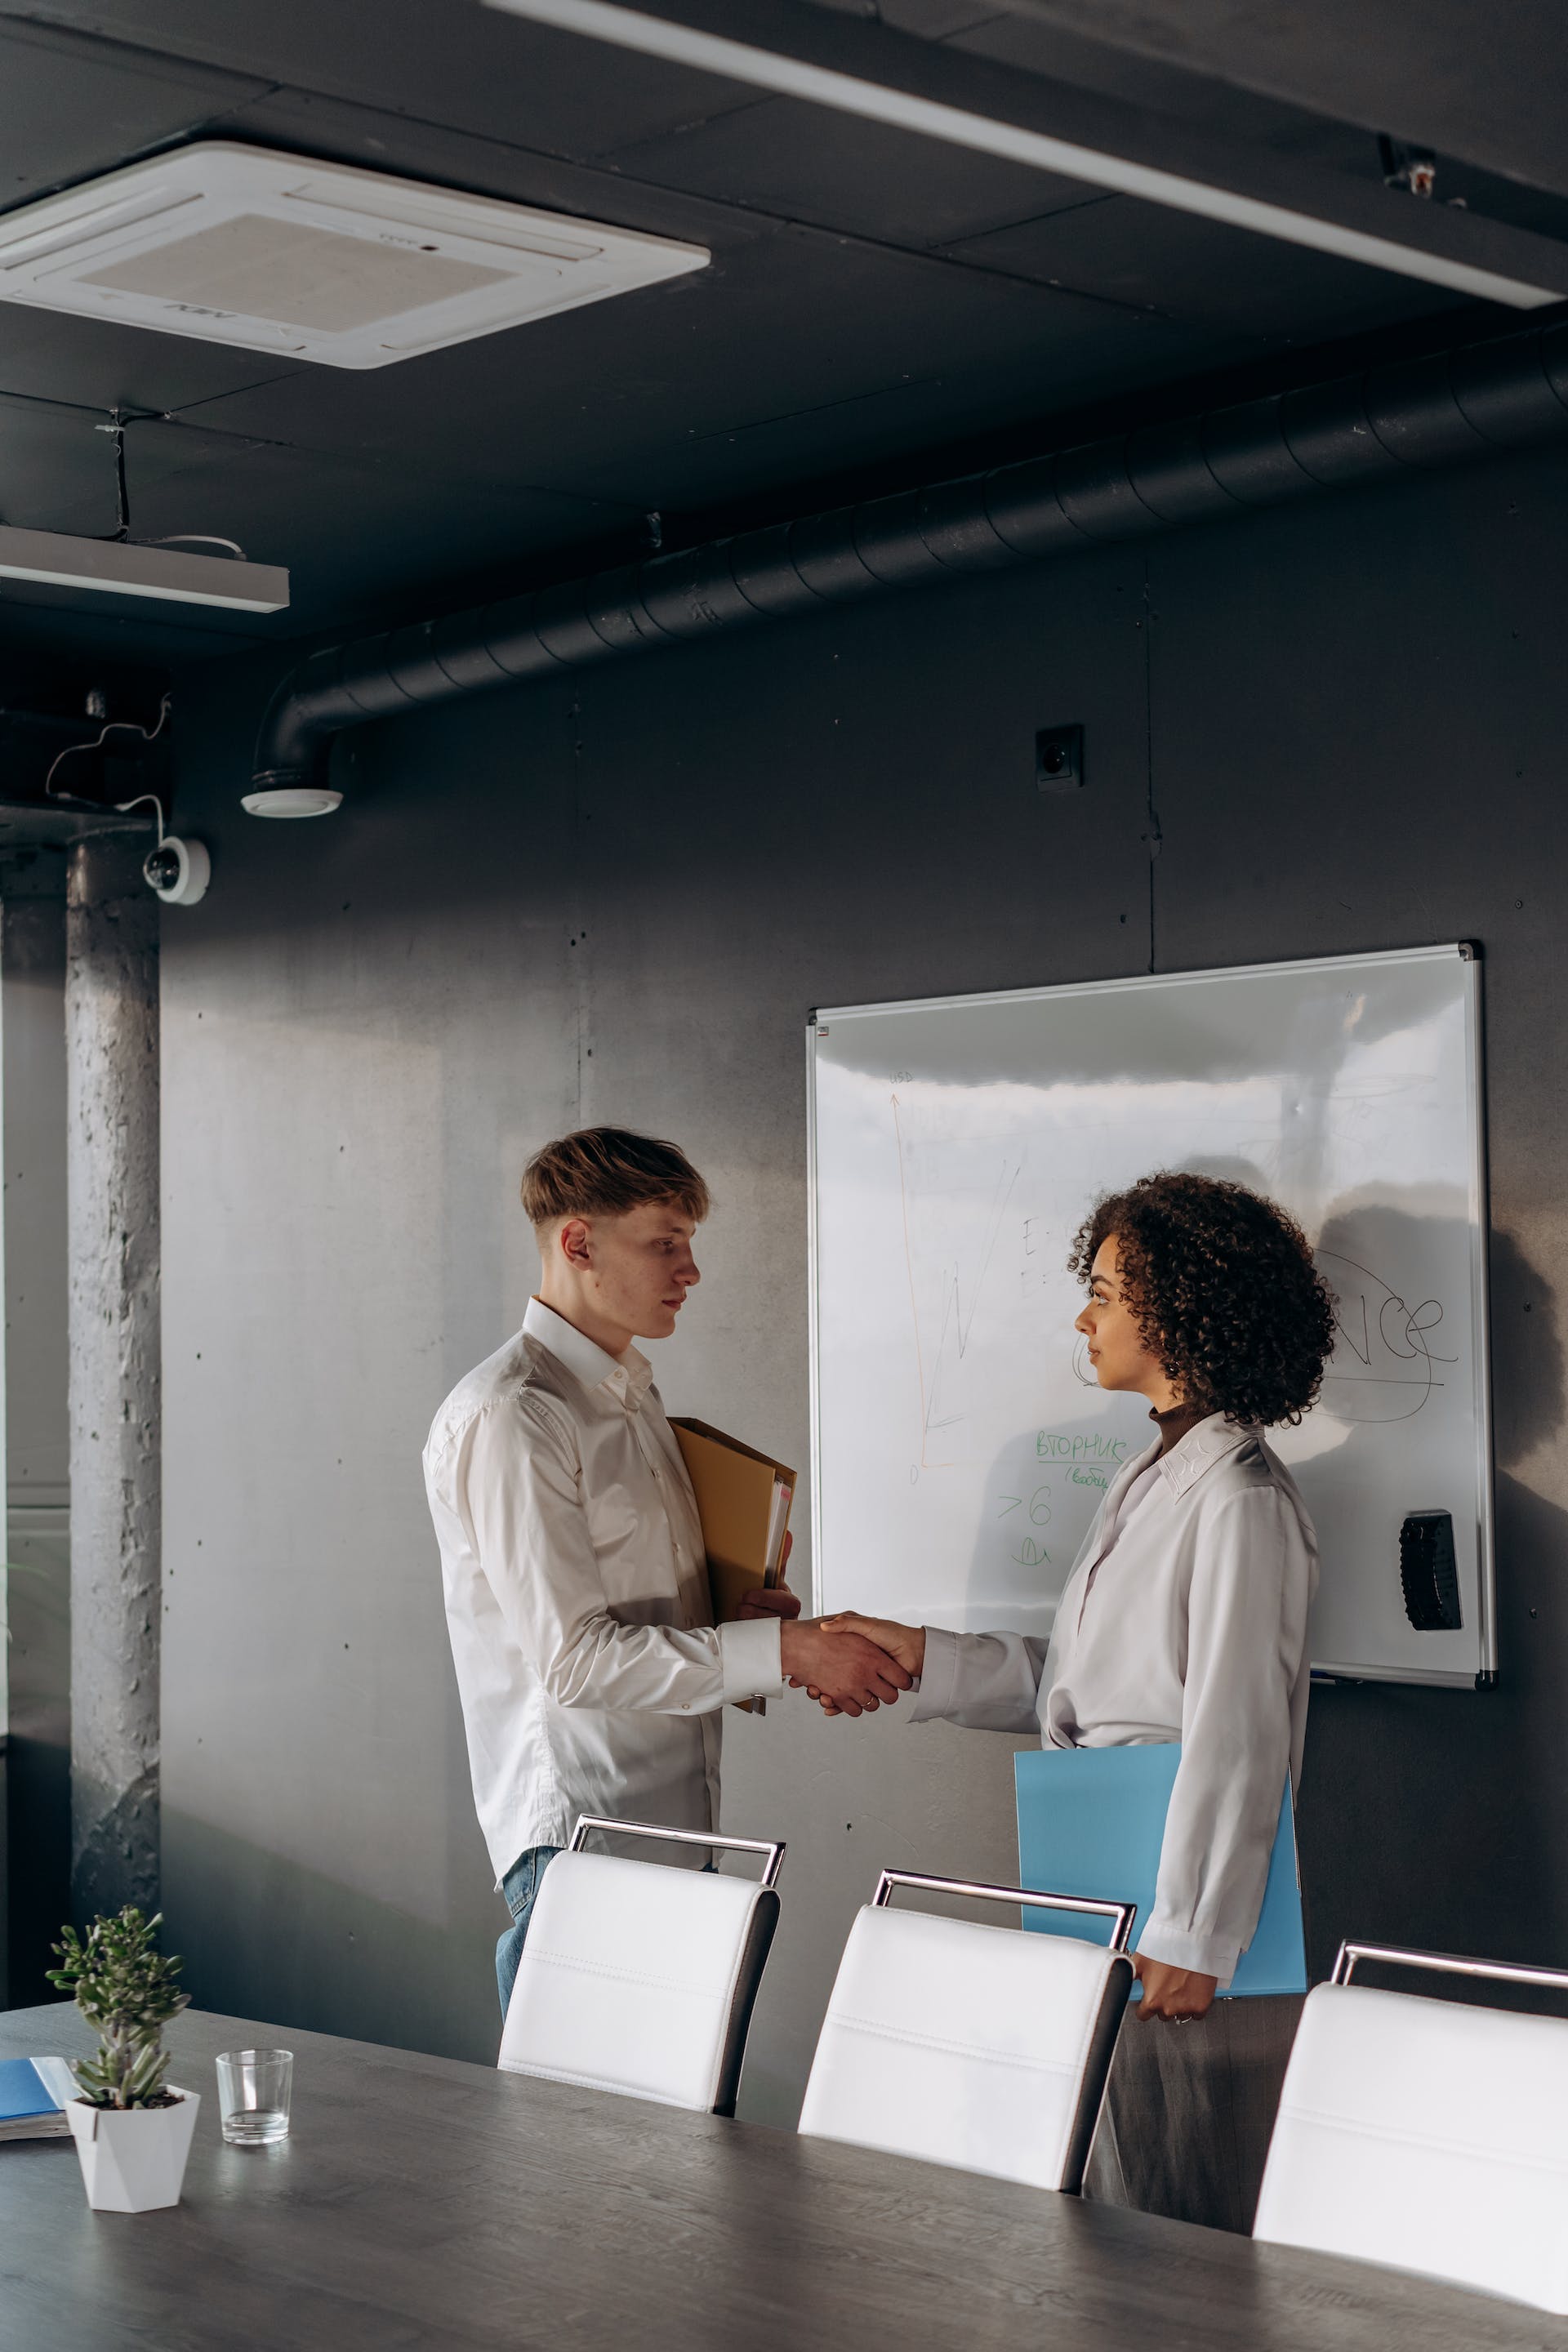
[739,1587,927,1718]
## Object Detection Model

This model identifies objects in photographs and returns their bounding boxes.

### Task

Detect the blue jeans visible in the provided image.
[496,1845,561,2017]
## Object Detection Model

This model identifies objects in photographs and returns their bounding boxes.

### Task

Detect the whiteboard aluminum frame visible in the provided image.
[807,942,1496,1690]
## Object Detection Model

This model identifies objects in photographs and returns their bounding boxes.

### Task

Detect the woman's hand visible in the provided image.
[817,1613,925,1678]
[777,1618,912,1716]
[1134,1956,1218,2022]
[737,1588,925,1715]
[791,1613,925,1713]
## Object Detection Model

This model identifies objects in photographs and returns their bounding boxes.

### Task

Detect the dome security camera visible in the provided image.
[142,835,211,907]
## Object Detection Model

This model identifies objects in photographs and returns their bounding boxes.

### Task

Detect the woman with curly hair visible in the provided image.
[802,1170,1336,2230]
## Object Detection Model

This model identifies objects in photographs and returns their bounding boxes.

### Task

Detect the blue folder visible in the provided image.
[0,2054,73,2139]
[0,2057,59,2123]
[1014,1744,1307,1998]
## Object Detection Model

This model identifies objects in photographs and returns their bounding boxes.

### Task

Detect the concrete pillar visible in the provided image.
[65,839,159,1922]
[2,879,74,1998]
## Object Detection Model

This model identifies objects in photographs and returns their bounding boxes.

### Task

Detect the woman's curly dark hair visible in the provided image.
[1067,1172,1336,1427]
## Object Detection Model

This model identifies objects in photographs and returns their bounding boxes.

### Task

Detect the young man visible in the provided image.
[423,1125,911,2012]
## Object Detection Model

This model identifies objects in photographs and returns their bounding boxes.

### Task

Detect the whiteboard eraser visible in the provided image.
[1400,1511,1462,1632]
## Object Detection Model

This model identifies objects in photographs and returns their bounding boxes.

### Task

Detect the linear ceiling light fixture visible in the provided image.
[484,0,1568,310]
[0,525,288,611]
[0,408,289,612]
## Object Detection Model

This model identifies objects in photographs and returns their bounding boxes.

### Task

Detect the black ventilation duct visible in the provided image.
[252,320,1568,792]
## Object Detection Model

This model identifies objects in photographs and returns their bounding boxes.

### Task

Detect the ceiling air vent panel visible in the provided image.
[0,144,709,368]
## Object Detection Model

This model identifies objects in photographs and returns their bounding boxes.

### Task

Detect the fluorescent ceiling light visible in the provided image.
[0,526,289,612]
[485,0,1568,310]
[0,143,710,368]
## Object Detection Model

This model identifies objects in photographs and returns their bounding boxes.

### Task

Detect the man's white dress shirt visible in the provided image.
[911,1414,1317,1984]
[424,1298,784,1881]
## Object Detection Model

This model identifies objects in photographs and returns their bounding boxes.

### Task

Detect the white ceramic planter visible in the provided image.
[65,2089,199,2212]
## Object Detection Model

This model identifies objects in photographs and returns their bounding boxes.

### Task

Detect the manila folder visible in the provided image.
[669,1417,795,1625]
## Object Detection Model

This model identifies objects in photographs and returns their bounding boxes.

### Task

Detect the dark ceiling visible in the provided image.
[0,0,1564,668]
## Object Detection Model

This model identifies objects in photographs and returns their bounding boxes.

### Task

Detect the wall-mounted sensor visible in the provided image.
[143,835,210,906]
[1400,1510,1462,1631]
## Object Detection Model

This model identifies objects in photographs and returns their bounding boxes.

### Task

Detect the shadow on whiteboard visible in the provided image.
[1270,1201,1481,1672]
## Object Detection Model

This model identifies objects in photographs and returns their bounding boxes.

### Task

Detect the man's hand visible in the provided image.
[737,1584,801,1624]
[777,1618,913,1717]
[737,1534,801,1622]
[1134,1957,1218,2022]
[820,1613,924,1678]
[786,1612,925,1713]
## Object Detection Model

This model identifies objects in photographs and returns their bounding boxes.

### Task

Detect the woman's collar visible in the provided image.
[1156,1411,1256,1498]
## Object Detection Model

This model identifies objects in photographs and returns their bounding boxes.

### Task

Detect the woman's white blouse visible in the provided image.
[911,1414,1317,1984]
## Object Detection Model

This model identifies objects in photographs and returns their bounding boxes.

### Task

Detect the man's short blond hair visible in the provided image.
[522,1126,710,1231]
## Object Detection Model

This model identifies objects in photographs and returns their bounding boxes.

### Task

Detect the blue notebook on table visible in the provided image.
[0,2054,77,2140]
[1014,1744,1306,1998]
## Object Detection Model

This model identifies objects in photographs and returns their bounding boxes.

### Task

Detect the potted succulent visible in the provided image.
[47,1907,199,2212]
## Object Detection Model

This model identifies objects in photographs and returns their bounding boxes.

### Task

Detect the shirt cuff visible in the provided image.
[1134,1918,1241,1986]
[718,1615,785,1704]
[907,1625,956,1722]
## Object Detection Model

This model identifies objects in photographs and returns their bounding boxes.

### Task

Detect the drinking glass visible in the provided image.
[215,2048,292,2146]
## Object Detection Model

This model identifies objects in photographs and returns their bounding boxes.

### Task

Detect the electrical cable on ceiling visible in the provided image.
[87,408,247,557]
[92,407,131,541]
[44,691,172,807]
[148,534,248,558]
[113,790,169,841]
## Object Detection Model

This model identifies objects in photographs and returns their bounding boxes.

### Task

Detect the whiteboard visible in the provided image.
[808,946,1494,1690]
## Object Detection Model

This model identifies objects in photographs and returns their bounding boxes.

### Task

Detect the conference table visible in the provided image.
[0,2002,1559,2350]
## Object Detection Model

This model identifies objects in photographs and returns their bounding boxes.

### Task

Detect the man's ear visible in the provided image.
[558,1214,593,1272]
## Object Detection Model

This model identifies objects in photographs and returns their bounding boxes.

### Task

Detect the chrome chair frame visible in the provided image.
[1330,1940,1568,1994]
[570,1813,786,1888]
[872,1867,1136,1952]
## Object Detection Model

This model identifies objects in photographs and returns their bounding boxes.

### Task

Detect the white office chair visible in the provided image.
[798,1869,1135,2194]
[1254,1940,1568,2313]
[498,1815,784,2115]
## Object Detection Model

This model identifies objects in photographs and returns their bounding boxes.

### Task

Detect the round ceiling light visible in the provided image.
[240,786,343,819]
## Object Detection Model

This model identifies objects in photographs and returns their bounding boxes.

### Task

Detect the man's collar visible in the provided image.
[1156,1411,1254,1498]
[523,1296,654,1409]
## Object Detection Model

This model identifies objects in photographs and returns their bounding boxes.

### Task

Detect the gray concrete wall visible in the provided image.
[3,876,71,2006]
[159,440,1568,2114]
